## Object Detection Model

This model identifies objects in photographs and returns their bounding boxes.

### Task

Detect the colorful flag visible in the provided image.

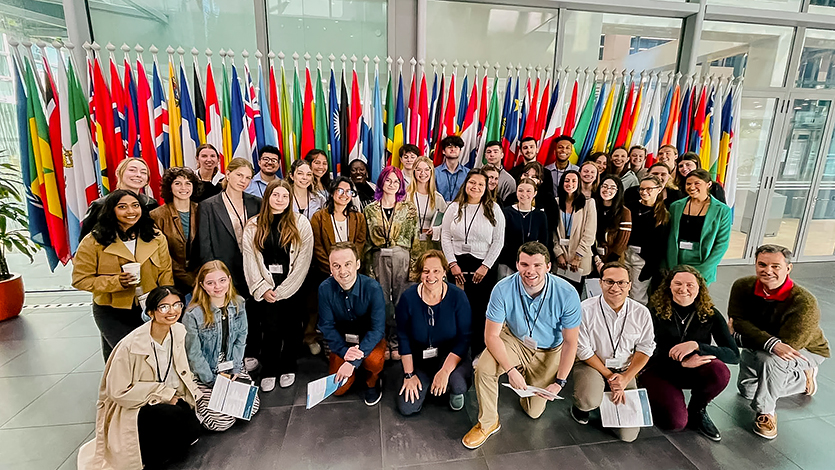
[430,73,445,166]
[192,59,206,145]
[136,56,161,195]
[459,75,479,168]
[592,80,616,153]
[167,58,183,167]
[360,63,373,171]
[347,68,362,164]
[315,65,329,156]
[721,83,742,207]
[581,80,607,162]
[92,56,117,190]
[41,57,68,235]
[477,73,501,165]
[179,60,199,169]
[677,83,692,154]
[205,61,224,168]
[259,62,277,151]
[563,78,579,137]
[522,76,539,139]
[152,59,170,177]
[339,69,350,174]
[221,59,233,167]
[571,81,598,164]
[660,77,679,147]
[244,60,260,164]
[385,68,395,161]
[371,68,385,179]
[534,76,550,143]
[708,83,724,178]
[390,70,405,168]
[501,76,519,170]
[436,72,456,161]
[457,73,469,133]
[643,77,664,166]
[108,55,127,164]
[417,73,430,157]
[408,68,418,145]
[230,62,249,160]
[606,78,627,151]
[124,55,140,159]
[328,67,340,177]
[270,60,287,171]
[625,76,645,147]
[540,79,565,166]
[292,64,303,161]
[300,65,316,159]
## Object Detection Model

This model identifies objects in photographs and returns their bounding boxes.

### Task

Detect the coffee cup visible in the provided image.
[121,262,141,285]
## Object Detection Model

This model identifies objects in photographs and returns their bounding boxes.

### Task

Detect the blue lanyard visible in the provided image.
[561,210,573,236]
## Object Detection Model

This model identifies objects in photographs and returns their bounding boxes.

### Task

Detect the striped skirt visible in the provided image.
[194,372,261,432]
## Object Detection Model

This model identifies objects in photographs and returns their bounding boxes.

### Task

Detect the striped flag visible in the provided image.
[244,60,260,164]
[124,55,140,159]
[477,72,501,165]
[417,73,430,156]
[571,81,598,164]
[136,55,161,195]
[300,65,315,158]
[205,61,224,168]
[501,76,519,170]
[347,68,362,164]
[540,78,565,166]
[258,62,277,149]
[389,69,405,168]
[92,56,117,191]
[167,58,183,167]
[192,58,207,145]
[459,75,479,168]
[292,64,303,161]
[108,55,127,164]
[230,62,249,159]
[315,65,329,156]
[328,67,340,177]
[408,68,418,145]
[221,59,233,166]
[152,59,170,175]
[179,60,199,169]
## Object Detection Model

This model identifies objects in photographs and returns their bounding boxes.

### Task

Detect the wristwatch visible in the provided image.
[403,372,415,379]
[554,378,567,388]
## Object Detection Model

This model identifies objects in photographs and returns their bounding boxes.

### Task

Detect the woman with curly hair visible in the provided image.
[641,265,739,441]
[151,167,201,295]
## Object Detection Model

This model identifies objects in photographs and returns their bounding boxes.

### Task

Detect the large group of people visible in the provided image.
[71,137,829,469]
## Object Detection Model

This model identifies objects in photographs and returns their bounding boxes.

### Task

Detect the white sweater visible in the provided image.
[441,202,505,268]
[242,212,313,302]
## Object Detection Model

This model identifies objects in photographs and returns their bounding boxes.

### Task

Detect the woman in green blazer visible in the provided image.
[665,169,731,285]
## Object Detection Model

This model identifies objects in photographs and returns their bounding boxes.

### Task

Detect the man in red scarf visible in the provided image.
[728,244,830,440]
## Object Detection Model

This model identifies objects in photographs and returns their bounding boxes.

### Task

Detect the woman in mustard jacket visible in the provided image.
[73,190,174,361]
[665,169,731,285]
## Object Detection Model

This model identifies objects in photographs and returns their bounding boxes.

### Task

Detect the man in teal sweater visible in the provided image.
[728,244,830,440]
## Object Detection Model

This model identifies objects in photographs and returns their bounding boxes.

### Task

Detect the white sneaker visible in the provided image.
[279,373,296,388]
[244,357,259,372]
[261,377,276,392]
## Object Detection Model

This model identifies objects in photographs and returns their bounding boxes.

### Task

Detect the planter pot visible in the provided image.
[0,273,24,322]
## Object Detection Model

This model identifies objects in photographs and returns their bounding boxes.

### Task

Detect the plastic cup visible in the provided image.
[121,262,141,285]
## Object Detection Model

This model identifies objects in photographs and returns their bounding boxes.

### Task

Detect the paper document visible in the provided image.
[584,278,602,298]
[502,383,564,400]
[431,211,445,241]
[555,267,583,283]
[306,373,346,409]
[207,374,259,420]
[600,389,653,428]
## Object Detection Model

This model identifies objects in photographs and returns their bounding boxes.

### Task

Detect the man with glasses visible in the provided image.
[245,146,282,198]
[462,242,581,449]
[572,261,655,442]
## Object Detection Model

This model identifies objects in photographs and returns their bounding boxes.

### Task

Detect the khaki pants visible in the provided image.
[573,361,640,442]
[475,328,562,429]
[622,246,650,305]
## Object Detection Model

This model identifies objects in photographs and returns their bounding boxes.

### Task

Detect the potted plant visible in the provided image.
[0,161,39,321]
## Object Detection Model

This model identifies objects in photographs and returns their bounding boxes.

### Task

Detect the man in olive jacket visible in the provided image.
[728,244,830,440]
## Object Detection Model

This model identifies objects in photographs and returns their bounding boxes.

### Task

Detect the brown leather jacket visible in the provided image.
[150,202,199,291]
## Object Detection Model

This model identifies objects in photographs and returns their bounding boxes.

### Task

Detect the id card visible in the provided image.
[605,357,628,370]
[596,246,606,255]
[559,238,570,247]
[217,360,234,372]
[628,245,641,254]
[345,334,360,344]
[462,243,473,253]
[419,232,428,241]
[679,241,694,250]
[380,248,394,257]
[268,264,284,274]
[137,292,149,311]
[422,347,438,359]
[522,335,538,350]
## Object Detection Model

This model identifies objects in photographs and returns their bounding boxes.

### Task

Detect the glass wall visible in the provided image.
[708,0,802,12]
[561,11,681,73]
[797,29,835,89]
[698,21,794,88]
[809,0,835,15]
[803,114,835,257]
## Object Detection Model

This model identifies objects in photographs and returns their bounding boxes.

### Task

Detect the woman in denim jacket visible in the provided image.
[183,260,260,431]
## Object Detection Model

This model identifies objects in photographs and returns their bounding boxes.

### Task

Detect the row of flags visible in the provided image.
[12,40,742,271]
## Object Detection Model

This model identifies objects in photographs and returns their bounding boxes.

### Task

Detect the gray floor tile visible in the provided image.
[57,430,94,470]
[0,374,65,426]
[0,310,88,341]
[0,336,101,377]
[280,401,383,470]
[580,436,698,469]
[486,446,595,470]
[52,313,100,338]
[768,417,835,470]
[3,372,100,429]
[0,339,29,368]
[169,407,292,470]
[0,423,92,470]
[73,351,105,373]
[397,457,490,470]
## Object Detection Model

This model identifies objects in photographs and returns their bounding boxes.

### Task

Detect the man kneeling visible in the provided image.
[462,242,581,449]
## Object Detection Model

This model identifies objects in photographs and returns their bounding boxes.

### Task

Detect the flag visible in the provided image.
[179,61,199,169]
[430,73,445,166]
[436,72,456,160]
[230,62,249,159]
[385,69,395,160]
[152,59,170,177]
[660,78,679,147]
[417,73,430,156]
[408,69,418,145]
[581,80,608,162]
[292,64,304,161]
[677,83,692,154]
[689,84,708,158]
[390,70,405,168]
[359,63,373,172]
[372,69,385,180]
[534,76,550,143]
[300,65,316,159]
[721,83,742,208]
[540,79,565,165]
[271,61,288,171]
[86,56,103,193]
[41,56,68,236]
[14,56,59,269]
[606,78,626,151]
[459,76,479,168]
[477,73,501,165]
[315,65,329,156]
[167,58,183,167]
[347,68,362,164]
[259,62,277,150]
[708,83,723,179]
[625,76,644,147]
[92,56,117,191]
[699,86,716,171]
[124,55,140,159]
[457,74,469,133]
[522,76,539,139]
[643,77,663,166]
[339,69,350,174]
[24,57,70,264]
[563,78,579,137]
[192,60,206,145]
[614,78,635,148]
[571,81,598,164]
[328,67,340,177]
[136,56,161,196]
[244,61,261,164]
[221,59,233,167]
[592,80,616,153]
[630,77,654,148]
[205,61,224,168]
[108,55,127,164]
[501,76,519,170]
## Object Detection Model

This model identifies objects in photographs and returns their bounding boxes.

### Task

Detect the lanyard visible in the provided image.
[673,309,697,343]
[152,336,174,384]
[561,210,573,237]
[224,192,246,231]
[446,170,461,200]
[331,214,348,242]
[294,191,312,219]
[380,203,397,247]
[463,203,481,244]
[598,297,629,355]
[418,283,446,348]
[517,206,534,242]
[415,192,431,231]
[685,198,708,217]
[519,278,548,339]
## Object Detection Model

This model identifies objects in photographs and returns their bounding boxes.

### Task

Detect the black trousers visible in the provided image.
[456,254,497,357]
[137,399,201,469]
[92,303,144,361]
[247,294,304,377]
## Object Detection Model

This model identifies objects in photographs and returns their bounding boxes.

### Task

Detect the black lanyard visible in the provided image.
[673,309,697,343]
[224,192,246,231]
[152,336,174,384]
[519,278,548,339]
[220,306,229,360]
[599,297,629,354]
[463,204,480,244]
[415,192,431,231]
[685,198,709,217]
[517,206,534,243]
[331,214,348,242]
[380,203,396,247]
[419,283,446,348]
[446,170,461,200]
[294,191,312,219]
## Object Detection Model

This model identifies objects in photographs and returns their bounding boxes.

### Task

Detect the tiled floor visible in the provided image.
[2,264,834,470]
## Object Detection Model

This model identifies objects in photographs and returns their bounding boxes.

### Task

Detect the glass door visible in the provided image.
[801,122,835,258]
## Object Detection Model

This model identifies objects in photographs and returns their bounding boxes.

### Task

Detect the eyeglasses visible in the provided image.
[335,188,357,197]
[600,184,618,191]
[638,186,661,193]
[156,302,185,314]
[427,306,435,327]
[260,157,280,164]
[601,279,630,288]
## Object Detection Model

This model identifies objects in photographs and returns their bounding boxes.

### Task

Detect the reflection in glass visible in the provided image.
[797,29,835,89]
[803,119,835,256]
[708,0,801,12]
[809,0,835,15]
[698,22,794,88]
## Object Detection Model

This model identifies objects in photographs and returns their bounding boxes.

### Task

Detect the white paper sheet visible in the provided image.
[555,267,583,283]
[501,383,564,400]
[306,373,345,409]
[207,374,259,420]
[599,388,653,428]
[584,278,603,298]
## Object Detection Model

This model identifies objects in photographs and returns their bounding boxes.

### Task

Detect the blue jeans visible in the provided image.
[396,357,472,416]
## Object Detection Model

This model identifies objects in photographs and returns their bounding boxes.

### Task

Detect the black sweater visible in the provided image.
[499,206,550,267]
[624,199,669,281]
[650,303,740,367]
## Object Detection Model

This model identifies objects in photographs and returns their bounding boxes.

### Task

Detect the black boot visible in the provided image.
[690,407,721,441]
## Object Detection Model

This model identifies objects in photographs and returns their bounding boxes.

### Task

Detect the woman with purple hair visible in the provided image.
[363,166,420,360]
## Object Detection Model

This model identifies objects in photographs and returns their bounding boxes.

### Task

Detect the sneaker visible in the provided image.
[805,366,819,396]
[260,377,276,392]
[462,422,501,449]
[364,379,383,406]
[308,342,322,356]
[244,357,259,372]
[690,408,721,442]
[449,393,465,411]
[571,405,590,425]
[753,413,777,439]
[279,373,296,388]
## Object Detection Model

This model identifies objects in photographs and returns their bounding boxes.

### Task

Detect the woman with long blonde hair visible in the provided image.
[242,179,313,391]
[183,261,260,431]
[407,156,447,259]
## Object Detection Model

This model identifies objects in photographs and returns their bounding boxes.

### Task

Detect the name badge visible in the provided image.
[522,335,538,350]
[268,264,284,274]
[137,292,149,311]
[605,357,628,370]
[462,243,473,253]
[217,360,234,372]
[596,246,606,255]
[559,238,570,246]
[422,347,438,359]
[419,233,428,241]
[628,245,641,254]
[345,334,360,344]
[380,248,394,257]
[679,241,694,250]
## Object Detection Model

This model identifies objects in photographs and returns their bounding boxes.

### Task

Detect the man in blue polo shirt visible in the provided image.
[435,135,468,201]
[462,241,581,449]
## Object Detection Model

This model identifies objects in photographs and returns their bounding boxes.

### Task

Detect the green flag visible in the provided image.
[479,80,501,164]
[571,83,598,162]
[279,65,294,168]
[384,74,394,157]
[315,68,329,158]
[607,80,626,152]
[292,67,303,162]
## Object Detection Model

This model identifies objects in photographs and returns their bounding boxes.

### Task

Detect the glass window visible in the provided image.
[266,0,387,66]
[804,122,835,257]
[426,1,556,71]
[796,29,835,89]
[698,22,794,88]
[708,0,801,12]
[809,0,835,15]
[89,0,256,59]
